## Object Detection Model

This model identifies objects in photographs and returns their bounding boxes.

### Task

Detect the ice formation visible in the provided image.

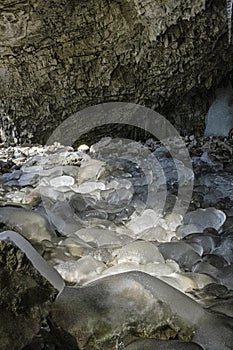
[0,206,56,242]
[184,207,226,231]
[0,230,65,292]
[227,0,233,44]
[1,137,233,349]
[52,271,233,350]
[112,241,165,265]
[204,83,233,136]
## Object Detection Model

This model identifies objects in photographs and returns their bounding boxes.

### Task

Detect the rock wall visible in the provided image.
[0,0,233,144]
[0,241,57,350]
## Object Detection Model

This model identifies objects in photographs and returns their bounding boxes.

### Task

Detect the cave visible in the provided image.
[0,0,233,145]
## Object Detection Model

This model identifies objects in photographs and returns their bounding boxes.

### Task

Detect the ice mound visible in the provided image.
[74,226,132,248]
[0,206,56,242]
[112,241,165,264]
[52,271,233,350]
[55,256,105,284]
[184,208,226,231]
[126,209,161,236]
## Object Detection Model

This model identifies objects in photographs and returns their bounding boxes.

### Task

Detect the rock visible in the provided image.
[51,271,233,350]
[158,241,201,270]
[0,1,233,144]
[0,241,57,350]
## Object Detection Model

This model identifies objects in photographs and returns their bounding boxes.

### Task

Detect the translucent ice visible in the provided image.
[126,209,161,236]
[161,213,183,232]
[204,83,233,136]
[50,175,75,187]
[74,227,131,248]
[78,159,106,184]
[159,273,196,293]
[52,271,233,350]
[143,260,180,277]
[0,206,56,242]
[177,224,204,238]
[0,230,65,292]
[184,208,226,231]
[52,271,204,348]
[158,241,201,270]
[214,235,233,264]
[136,225,173,242]
[55,256,105,284]
[113,241,165,264]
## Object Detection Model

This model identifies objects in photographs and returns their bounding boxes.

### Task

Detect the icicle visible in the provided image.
[0,230,65,293]
[227,0,233,44]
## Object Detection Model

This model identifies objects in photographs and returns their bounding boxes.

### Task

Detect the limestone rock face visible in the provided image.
[0,0,232,144]
[0,241,57,350]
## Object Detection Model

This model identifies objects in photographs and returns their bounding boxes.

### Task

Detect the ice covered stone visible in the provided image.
[143,260,180,277]
[52,271,233,350]
[55,256,105,284]
[177,224,204,238]
[75,181,105,194]
[158,241,201,270]
[102,262,141,276]
[52,271,201,348]
[4,190,29,204]
[104,179,133,202]
[0,206,56,242]
[183,272,215,290]
[162,213,183,232]
[113,241,165,265]
[126,209,161,235]
[198,173,233,202]
[183,232,218,256]
[35,186,69,202]
[213,235,233,264]
[78,159,106,184]
[184,208,226,231]
[77,144,89,152]
[159,273,197,293]
[50,175,75,187]
[18,172,39,187]
[99,260,178,280]
[39,165,63,178]
[136,225,173,242]
[58,237,92,257]
[74,227,131,248]
[42,200,90,244]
